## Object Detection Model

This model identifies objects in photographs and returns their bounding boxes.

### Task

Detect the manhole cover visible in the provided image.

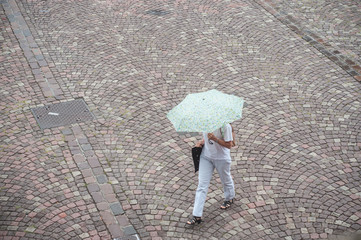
[31,99,94,129]
[145,9,170,16]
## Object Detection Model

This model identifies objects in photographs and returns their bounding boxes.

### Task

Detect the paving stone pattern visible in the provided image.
[0,2,117,239]
[0,0,360,240]
[255,0,361,82]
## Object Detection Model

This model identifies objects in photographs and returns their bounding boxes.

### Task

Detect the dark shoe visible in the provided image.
[220,199,234,209]
[186,216,202,225]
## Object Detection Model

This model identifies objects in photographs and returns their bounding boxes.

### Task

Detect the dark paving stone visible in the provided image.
[110,202,125,216]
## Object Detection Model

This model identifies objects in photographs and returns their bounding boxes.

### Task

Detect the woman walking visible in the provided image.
[187,123,235,225]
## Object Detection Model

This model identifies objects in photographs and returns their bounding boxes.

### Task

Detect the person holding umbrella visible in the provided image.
[166,89,244,225]
[186,124,235,225]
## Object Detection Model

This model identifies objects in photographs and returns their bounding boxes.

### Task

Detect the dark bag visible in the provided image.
[191,146,203,173]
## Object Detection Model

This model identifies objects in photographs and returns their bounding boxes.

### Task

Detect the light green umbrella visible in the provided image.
[167,89,244,132]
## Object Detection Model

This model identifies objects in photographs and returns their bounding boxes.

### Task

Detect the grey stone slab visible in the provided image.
[110,202,124,216]
[96,175,108,184]
[123,226,137,236]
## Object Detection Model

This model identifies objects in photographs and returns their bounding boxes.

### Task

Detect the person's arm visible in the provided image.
[207,133,232,149]
[195,138,205,147]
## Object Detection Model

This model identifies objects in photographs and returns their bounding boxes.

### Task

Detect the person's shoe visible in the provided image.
[220,199,234,209]
[186,216,202,225]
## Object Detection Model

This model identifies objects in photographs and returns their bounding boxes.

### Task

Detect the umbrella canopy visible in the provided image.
[167,89,244,132]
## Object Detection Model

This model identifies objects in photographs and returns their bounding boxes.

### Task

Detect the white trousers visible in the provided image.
[192,156,235,217]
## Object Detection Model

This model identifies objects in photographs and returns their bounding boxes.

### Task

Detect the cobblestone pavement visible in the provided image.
[255,0,361,83]
[0,0,360,240]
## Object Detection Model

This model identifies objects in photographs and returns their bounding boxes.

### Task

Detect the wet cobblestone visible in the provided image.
[1,0,360,239]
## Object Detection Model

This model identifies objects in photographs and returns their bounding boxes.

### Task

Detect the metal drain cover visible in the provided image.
[31,99,94,129]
